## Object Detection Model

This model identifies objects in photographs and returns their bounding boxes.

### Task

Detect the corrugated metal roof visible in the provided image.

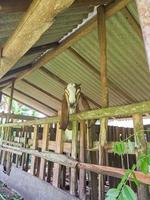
[2,1,150,115]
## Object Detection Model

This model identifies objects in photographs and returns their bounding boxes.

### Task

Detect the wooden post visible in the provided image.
[30,125,38,175]
[135,0,150,71]
[53,121,64,187]
[97,5,108,200]
[70,120,78,195]
[39,123,49,179]
[133,114,149,200]
[79,121,86,200]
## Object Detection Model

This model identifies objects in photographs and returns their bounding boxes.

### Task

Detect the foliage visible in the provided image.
[105,131,150,200]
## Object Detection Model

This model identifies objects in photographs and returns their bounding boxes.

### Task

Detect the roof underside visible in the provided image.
[1,0,150,116]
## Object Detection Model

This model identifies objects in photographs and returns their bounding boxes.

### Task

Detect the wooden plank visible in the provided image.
[79,121,86,199]
[0,112,38,120]
[97,5,108,200]
[53,121,64,187]
[30,125,38,175]
[70,121,78,195]
[133,114,149,200]
[1,143,150,186]
[0,0,75,78]
[135,0,150,71]
[39,124,49,180]
[9,0,130,85]
[1,101,150,128]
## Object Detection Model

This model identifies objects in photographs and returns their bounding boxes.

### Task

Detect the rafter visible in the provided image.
[0,0,75,78]
[22,79,62,103]
[39,67,100,108]
[13,88,57,114]
[2,92,47,116]
[7,0,130,85]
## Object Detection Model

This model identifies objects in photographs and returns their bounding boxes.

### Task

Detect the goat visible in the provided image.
[60,83,95,131]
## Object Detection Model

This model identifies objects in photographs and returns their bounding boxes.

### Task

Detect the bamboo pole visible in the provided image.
[39,124,49,180]
[97,5,108,200]
[133,114,149,200]
[70,120,78,195]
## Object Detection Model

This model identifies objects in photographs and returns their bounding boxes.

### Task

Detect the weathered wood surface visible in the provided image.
[0,0,75,78]
[53,122,64,187]
[135,0,150,71]
[0,112,38,120]
[133,114,149,200]
[39,124,49,180]
[1,101,150,128]
[70,121,78,195]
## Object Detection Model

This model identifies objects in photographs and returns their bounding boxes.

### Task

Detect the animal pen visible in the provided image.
[0,0,150,200]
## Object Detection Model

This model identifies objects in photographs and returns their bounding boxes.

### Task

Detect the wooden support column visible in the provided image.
[79,121,86,200]
[30,125,38,175]
[97,5,108,200]
[70,120,78,196]
[39,123,49,180]
[133,114,149,200]
[135,0,150,71]
[53,120,64,187]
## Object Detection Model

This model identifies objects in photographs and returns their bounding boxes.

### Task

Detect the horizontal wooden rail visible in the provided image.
[0,144,150,185]
[0,101,150,128]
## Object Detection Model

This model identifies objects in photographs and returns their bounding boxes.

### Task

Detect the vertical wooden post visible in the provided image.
[30,125,38,175]
[79,121,86,200]
[97,5,108,200]
[53,120,64,187]
[133,114,149,200]
[135,0,150,71]
[39,123,49,179]
[70,120,78,195]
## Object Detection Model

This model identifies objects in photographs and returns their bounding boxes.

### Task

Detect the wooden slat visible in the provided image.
[39,124,49,180]
[70,121,78,195]
[53,121,64,187]
[0,0,75,78]
[30,125,38,175]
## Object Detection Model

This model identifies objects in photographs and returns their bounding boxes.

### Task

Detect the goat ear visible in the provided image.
[60,95,69,131]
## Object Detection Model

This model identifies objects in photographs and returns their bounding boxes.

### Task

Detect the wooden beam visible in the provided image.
[135,0,150,71]
[0,0,31,13]
[0,112,38,120]
[97,5,108,200]
[0,0,75,78]
[13,88,57,113]
[133,114,149,200]
[1,100,150,128]
[22,79,62,103]
[39,67,100,107]
[10,0,130,85]
[2,92,47,116]
[1,144,150,186]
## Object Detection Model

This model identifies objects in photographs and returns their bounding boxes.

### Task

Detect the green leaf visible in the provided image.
[131,172,140,187]
[113,142,125,156]
[106,188,120,198]
[122,185,137,200]
[140,159,149,174]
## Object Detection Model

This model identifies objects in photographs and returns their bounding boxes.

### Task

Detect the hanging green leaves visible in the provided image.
[121,185,137,200]
[113,142,125,156]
